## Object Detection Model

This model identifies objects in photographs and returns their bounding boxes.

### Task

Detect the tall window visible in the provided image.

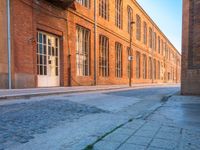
[154,59,156,80]
[161,39,164,55]
[76,25,90,76]
[127,47,132,78]
[143,21,147,45]
[153,32,157,51]
[76,0,90,8]
[99,0,109,20]
[127,6,133,34]
[99,35,109,77]
[142,54,147,79]
[136,52,140,79]
[115,42,122,78]
[148,57,152,79]
[158,61,160,80]
[165,44,168,59]
[158,36,160,53]
[149,27,153,48]
[115,0,123,29]
[136,14,141,41]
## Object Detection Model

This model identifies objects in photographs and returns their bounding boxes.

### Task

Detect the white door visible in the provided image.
[37,32,60,87]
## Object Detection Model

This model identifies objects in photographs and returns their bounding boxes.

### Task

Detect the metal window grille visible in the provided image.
[148,57,152,79]
[99,35,109,77]
[99,0,109,20]
[158,36,161,53]
[143,54,147,79]
[143,22,147,45]
[149,28,153,48]
[136,15,141,41]
[115,42,122,78]
[115,0,122,29]
[154,59,156,79]
[76,25,90,76]
[158,61,160,79]
[161,39,164,55]
[154,32,157,51]
[136,52,140,79]
[76,0,90,8]
[127,6,133,34]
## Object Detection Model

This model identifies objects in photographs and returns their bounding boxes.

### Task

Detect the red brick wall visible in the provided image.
[67,0,181,86]
[181,0,200,95]
[0,0,8,88]
[7,0,181,88]
[11,0,69,88]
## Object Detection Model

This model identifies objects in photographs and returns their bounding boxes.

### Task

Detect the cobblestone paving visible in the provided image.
[93,120,200,150]
[0,99,106,150]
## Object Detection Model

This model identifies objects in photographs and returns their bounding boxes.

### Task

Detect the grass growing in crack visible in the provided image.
[83,121,131,150]
[84,145,93,150]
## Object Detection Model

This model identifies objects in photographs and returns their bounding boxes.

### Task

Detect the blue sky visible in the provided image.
[137,0,182,52]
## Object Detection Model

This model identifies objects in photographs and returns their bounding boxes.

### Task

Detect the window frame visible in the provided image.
[115,0,123,29]
[99,0,109,20]
[76,25,91,77]
[115,42,123,78]
[99,35,109,77]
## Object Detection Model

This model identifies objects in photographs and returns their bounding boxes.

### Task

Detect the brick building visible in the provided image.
[181,0,200,95]
[0,0,181,89]
[0,0,8,88]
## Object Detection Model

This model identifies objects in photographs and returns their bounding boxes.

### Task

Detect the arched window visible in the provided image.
[154,59,156,79]
[99,35,109,77]
[149,57,152,79]
[158,61,160,79]
[143,54,147,79]
[136,52,141,79]
[99,0,109,20]
[115,42,122,78]
[115,0,123,29]
[127,6,133,34]
[76,25,90,76]
[149,27,153,48]
[143,21,147,45]
[136,14,141,41]
[158,36,161,53]
[154,32,157,51]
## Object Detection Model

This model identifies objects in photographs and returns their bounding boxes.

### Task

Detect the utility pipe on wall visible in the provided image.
[7,0,12,89]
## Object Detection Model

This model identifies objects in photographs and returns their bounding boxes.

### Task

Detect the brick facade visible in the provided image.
[181,0,200,95]
[0,0,181,89]
[0,0,8,88]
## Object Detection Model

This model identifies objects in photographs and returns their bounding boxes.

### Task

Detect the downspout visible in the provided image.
[93,0,97,85]
[7,0,12,89]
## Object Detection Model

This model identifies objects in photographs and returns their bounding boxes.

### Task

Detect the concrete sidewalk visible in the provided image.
[87,95,200,150]
[0,83,179,100]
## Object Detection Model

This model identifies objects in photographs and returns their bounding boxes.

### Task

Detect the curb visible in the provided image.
[0,84,179,100]
[0,87,129,100]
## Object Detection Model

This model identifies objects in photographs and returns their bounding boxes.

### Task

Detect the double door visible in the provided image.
[37,32,60,87]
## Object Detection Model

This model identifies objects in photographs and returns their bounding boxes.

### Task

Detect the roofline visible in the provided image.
[133,0,181,56]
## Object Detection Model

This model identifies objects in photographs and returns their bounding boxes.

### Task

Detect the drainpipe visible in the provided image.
[7,0,12,89]
[93,0,97,85]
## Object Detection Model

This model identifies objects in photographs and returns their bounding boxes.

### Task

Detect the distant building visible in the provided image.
[0,0,181,89]
[181,0,200,95]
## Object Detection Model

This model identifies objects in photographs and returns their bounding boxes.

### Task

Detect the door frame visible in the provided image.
[36,31,61,87]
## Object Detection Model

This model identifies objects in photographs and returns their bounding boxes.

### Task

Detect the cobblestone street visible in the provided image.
[0,85,200,150]
[0,99,106,150]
